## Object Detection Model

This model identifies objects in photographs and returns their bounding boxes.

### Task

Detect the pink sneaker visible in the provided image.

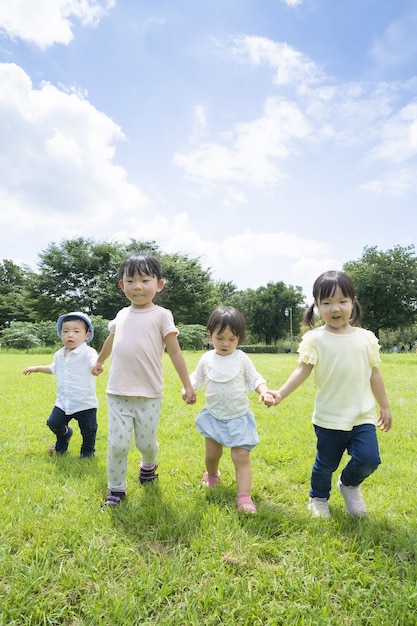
[202,471,220,488]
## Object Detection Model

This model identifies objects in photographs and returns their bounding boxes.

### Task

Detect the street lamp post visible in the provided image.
[285,307,293,353]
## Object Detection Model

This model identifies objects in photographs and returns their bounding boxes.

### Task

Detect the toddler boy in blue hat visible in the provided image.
[23,312,98,458]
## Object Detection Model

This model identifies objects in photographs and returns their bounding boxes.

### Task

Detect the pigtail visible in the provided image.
[302,303,316,328]
[350,297,362,326]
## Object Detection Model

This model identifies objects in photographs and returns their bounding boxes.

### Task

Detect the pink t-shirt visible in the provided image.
[106,305,178,397]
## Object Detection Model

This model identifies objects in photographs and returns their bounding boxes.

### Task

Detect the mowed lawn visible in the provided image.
[0,351,416,625]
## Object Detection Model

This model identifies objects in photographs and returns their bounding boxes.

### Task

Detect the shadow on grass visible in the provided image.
[234,487,417,564]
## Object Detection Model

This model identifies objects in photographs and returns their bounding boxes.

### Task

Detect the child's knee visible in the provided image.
[231,447,250,466]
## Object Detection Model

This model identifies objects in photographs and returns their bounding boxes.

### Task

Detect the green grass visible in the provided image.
[1,352,417,625]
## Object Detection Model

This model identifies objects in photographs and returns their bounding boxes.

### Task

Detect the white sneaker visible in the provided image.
[337,476,367,517]
[308,497,330,518]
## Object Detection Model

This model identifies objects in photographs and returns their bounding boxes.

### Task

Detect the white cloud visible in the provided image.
[0,0,115,48]
[190,104,209,144]
[368,101,417,163]
[230,35,324,86]
[174,96,311,187]
[0,63,148,234]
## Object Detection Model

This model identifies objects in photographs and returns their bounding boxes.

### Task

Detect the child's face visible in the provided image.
[61,320,90,350]
[316,286,353,332]
[210,325,239,356]
[119,270,164,309]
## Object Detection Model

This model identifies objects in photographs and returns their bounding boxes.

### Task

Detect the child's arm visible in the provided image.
[370,367,392,432]
[91,333,114,376]
[256,382,275,407]
[23,365,52,375]
[165,332,196,405]
[268,362,313,406]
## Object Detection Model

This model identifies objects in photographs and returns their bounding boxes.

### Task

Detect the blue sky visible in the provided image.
[0,0,416,300]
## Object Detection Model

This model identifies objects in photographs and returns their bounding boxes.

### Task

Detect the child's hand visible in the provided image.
[261,390,284,406]
[377,408,392,432]
[259,391,275,407]
[91,362,104,376]
[23,367,35,375]
[182,387,196,405]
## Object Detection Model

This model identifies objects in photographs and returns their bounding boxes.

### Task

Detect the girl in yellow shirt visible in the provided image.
[268,271,392,519]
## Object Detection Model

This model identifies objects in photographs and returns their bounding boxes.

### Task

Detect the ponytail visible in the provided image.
[302,303,316,328]
[350,297,362,326]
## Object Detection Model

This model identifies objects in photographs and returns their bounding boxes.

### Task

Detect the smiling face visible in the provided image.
[119,270,165,309]
[210,325,240,356]
[61,319,90,350]
[316,286,353,332]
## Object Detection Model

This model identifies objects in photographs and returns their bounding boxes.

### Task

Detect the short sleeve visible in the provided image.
[297,330,318,365]
[367,330,381,367]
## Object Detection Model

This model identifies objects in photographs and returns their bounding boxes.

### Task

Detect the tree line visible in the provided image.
[0,238,416,350]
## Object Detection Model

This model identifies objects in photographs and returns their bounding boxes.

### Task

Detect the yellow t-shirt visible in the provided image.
[297,326,381,431]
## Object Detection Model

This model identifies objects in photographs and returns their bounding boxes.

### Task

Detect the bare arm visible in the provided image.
[23,365,52,375]
[268,362,314,406]
[165,332,196,404]
[91,333,114,376]
[370,366,392,432]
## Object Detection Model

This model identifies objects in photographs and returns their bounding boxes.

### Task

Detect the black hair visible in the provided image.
[206,306,246,344]
[118,253,163,281]
[303,270,362,328]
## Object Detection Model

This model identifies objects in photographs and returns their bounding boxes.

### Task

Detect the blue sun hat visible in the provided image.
[57,312,94,343]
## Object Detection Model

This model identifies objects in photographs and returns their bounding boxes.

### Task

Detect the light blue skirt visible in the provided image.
[195,407,259,451]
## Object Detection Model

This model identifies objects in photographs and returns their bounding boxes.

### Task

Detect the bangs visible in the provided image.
[119,254,162,280]
[314,271,356,301]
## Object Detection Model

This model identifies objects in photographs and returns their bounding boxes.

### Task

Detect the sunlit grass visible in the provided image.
[0,352,416,624]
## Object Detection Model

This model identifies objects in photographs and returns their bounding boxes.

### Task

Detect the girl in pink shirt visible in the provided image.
[93,253,195,507]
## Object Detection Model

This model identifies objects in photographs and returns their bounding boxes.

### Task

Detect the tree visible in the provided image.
[211,280,239,304]
[28,238,161,321]
[344,245,417,338]
[0,260,34,329]
[158,253,215,325]
[249,282,304,345]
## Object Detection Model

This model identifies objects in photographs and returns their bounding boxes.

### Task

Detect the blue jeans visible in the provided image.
[47,406,97,457]
[310,424,381,500]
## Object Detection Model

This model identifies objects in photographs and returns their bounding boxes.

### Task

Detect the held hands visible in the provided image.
[181,386,197,405]
[258,390,276,407]
[91,361,105,376]
[259,390,284,407]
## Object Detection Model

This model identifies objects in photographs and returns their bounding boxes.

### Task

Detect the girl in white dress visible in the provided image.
[185,306,273,514]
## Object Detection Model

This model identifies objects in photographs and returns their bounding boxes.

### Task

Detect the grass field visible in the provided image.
[0,351,416,625]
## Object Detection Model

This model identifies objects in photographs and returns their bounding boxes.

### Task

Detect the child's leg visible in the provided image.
[107,395,134,492]
[310,426,347,499]
[232,447,257,513]
[201,438,223,487]
[342,424,381,486]
[231,447,252,495]
[205,437,223,475]
[131,397,162,467]
[76,408,97,458]
[46,406,72,452]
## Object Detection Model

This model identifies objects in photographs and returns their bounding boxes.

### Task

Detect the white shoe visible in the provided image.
[308,497,330,518]
[337,476,367,517]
